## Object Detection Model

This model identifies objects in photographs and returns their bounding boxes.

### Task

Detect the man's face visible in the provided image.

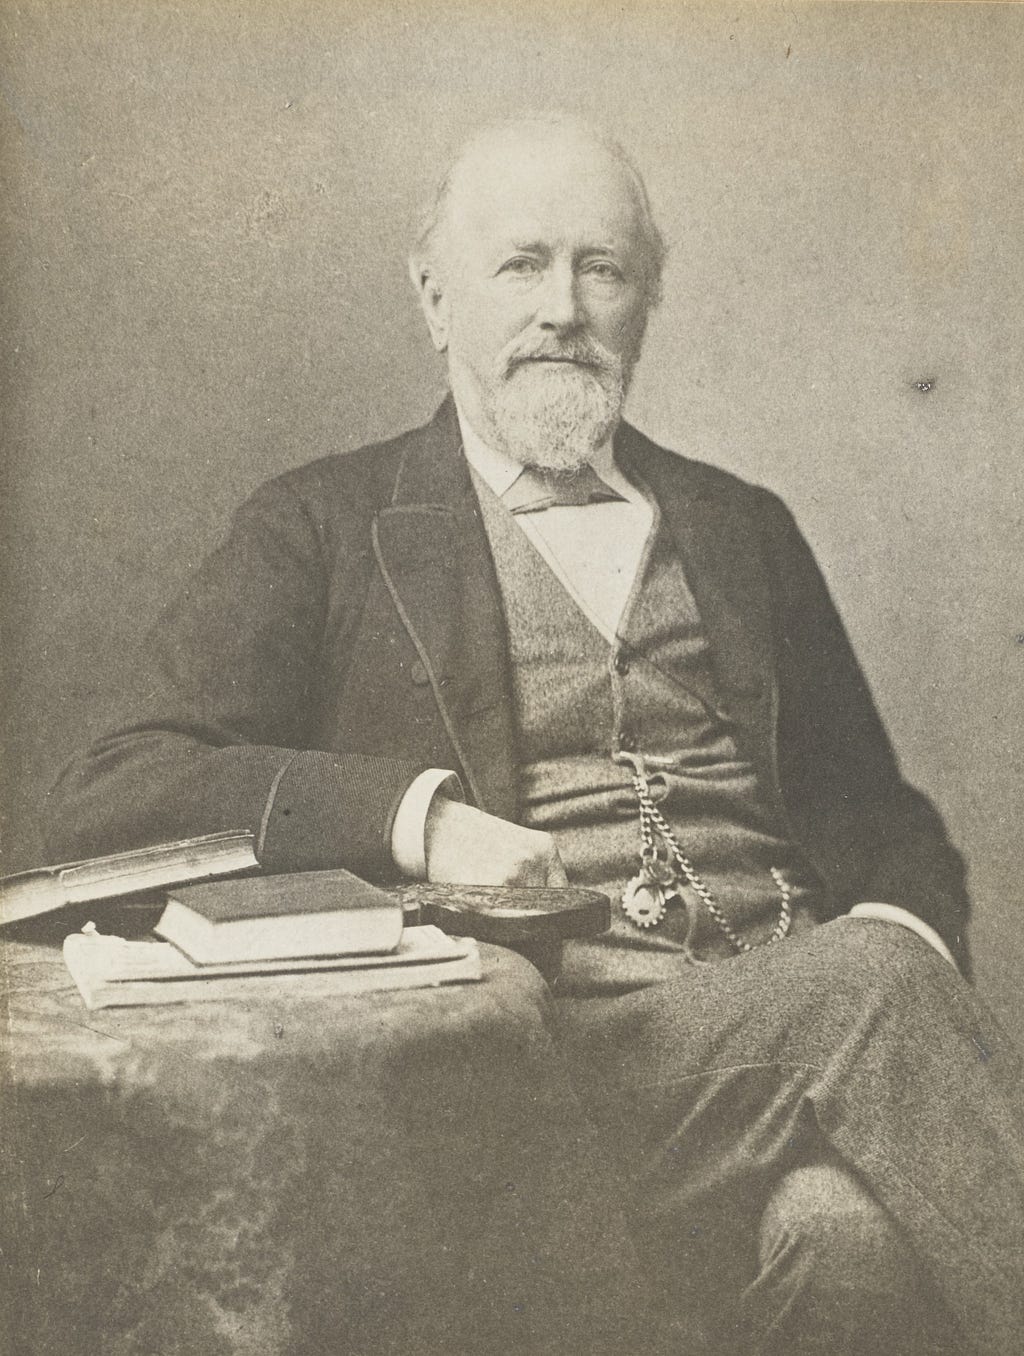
[421,130,652,470]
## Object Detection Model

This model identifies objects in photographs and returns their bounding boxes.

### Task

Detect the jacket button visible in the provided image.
[613,649,630,676]
[617,728,638,752]
[410,661,430,686]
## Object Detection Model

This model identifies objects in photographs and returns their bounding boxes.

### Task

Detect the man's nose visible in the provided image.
[535,263,582,331]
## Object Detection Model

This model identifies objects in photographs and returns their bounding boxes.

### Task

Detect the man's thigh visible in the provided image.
[554,918,1024,1355]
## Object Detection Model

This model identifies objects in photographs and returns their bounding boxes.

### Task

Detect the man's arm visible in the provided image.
[44,476,428,879]
[44,470,568,888]
[759,488,971,969]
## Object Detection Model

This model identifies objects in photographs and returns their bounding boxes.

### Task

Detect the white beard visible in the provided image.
[481,359,626,472]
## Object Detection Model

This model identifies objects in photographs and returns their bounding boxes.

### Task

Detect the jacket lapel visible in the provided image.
[620,426,778,778]
[371,400,519,818]
[371,405,780,818]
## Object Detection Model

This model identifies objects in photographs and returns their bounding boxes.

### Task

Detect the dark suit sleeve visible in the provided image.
[44,477,427,881]
[759,491,971,970]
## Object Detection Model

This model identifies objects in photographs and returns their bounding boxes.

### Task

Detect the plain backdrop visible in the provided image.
[2,0,1022,1037]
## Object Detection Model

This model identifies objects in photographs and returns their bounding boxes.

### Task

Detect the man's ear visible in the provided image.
[411,261,450,353]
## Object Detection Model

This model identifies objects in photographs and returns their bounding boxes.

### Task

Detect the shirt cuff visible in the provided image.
[390,768,464,878]
[847,902,959,970]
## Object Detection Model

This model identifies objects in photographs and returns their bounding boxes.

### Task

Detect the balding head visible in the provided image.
[411,114,666,309]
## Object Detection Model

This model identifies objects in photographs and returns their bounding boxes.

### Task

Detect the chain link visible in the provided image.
[630,773,792,954]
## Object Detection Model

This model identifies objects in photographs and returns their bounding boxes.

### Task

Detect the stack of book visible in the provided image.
[3,834,613,1010]
[1,834,481,1009]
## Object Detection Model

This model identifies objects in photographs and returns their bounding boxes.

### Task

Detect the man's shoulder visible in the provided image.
[250,420,428,519]
[620,421,789,516]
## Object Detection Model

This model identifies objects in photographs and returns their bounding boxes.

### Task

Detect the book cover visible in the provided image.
[155,868,404,963]
[0,831,258,928]
[396,882,611,944]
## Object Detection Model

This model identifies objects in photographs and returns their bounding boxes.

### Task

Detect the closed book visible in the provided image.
[63,924,482,1009]
[155,869,404,963]
[0,831,258,928]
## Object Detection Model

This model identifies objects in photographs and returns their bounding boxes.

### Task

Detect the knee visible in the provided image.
[749,1161,964,1354]
[823,916,955,991]
[803,917,965,1035]
[759,1161,906,1285]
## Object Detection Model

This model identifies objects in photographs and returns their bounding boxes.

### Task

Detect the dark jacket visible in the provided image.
[46,399,970,965]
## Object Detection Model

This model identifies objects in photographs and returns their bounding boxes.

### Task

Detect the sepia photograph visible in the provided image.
[2,2,1023,1353]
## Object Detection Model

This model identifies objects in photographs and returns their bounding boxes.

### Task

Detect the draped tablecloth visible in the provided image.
[1,925,657,1356]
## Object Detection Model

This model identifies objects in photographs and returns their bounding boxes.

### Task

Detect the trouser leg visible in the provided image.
[743,1156,964,1356]
[556,918,1024,1356]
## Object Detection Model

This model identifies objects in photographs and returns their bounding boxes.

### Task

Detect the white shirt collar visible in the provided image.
[455,404,626,499]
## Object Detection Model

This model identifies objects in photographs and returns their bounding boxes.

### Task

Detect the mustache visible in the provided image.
[499,333,623,379]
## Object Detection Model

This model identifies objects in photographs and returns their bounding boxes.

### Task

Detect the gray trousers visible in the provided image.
[556,917,1024,1355]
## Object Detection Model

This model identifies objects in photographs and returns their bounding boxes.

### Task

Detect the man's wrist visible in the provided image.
[390,769,464,877]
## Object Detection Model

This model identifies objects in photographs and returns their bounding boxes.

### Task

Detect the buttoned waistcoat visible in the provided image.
[46,399,969,965]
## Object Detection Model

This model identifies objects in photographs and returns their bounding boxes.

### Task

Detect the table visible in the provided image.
[1,915,656,1356]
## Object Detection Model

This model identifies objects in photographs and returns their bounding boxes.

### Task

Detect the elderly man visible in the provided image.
[48,116,1023,1354]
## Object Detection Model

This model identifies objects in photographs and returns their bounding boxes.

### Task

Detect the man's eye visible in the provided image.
[499,257,539,276]
[583,260,623,281]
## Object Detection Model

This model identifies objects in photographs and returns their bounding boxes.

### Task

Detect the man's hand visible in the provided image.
[424,798,569,887]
